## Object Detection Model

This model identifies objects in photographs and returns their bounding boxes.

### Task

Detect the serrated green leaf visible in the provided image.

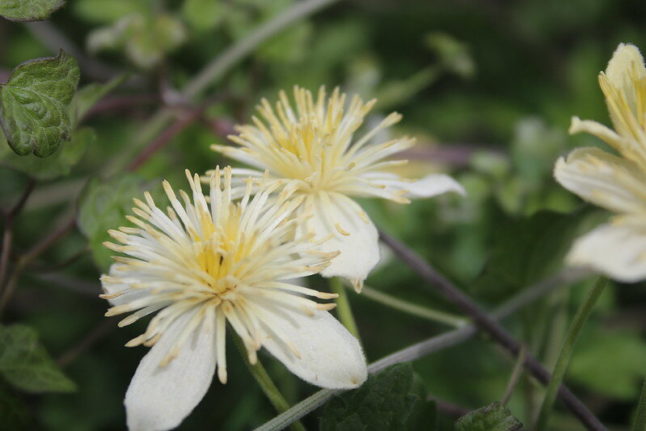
[77,174,147,270]
[456,402,523,431]
[0,127,93,180]
[0,0,64,22]
[319,364,436,431]
[69,75,126,126]
[0,324,76,393]
[0,51,80,157]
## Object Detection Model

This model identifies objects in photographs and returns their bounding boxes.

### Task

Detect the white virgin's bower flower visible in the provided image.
[211,87,465,291]
[554,43,646,282]
[100,167,367,431]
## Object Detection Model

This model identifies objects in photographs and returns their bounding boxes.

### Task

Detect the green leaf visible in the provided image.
[319,364,436,431]
[88,13,186,69]
[456,402,523,431]
[475,208,606,300]
[0,127,93,180]
[0,51,80,157]
[69,74,126,126]
[0,0,64,22]
[0,381,32,430]
[0,324,76,393]
[569,326,646,400]
[77,174,147,270]
[182,0,225,33]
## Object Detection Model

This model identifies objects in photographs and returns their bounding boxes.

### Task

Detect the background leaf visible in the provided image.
[0,127,93,180]
[0,51,80,157]
[0,324,76,393]
[319,364,436,431]
[0,0,64,22]
[456,402,523,431]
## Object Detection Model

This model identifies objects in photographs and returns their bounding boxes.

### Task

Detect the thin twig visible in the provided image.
[0,180,36,295]
[126,108,203,172]
[501,345,527,405]
[378,230,606,431]
[254,268,585,431]
[111,0,340,175]
[57,318,116,367]
[361,284,466,328]
[330,277,360,338]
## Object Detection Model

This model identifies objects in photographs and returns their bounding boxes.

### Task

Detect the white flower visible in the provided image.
[101,167,367,431]
[554,43,646,282]
[211,86,465,291]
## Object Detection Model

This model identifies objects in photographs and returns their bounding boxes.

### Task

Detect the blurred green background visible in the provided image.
[1,0,646,429]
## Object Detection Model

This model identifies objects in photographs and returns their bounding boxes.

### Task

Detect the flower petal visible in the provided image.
[125,312,216,431]
[302,193,379,289]
[393,173,466,198]
[261,308,367,389]
[568,217,646,282]
[554,147,646,213]
[605,43,646,90]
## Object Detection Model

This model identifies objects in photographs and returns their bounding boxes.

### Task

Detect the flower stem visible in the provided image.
[535,277,607,431]
[234,336,306,431]
[329,277,360,339]
[361,285,466,328]
[632,379,646,431]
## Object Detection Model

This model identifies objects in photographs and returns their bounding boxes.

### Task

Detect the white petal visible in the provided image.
[302,193,379,287]
[125,313,216,431]
[605,43,646,89]
[569,116,624,152]
[568,218,646,283]
[262,309,367,389]
[554,147,646,213]
[395,173,465,198]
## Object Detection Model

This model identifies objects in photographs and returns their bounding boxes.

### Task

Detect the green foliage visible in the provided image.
[319,364,436,430]
[0,0,64,22]
[0,382,31,430]
[570,325,646,400]
[0,51,80,157]
[0,324,76,393]
[181,0,225,33]
[456,402,523,431]
[476,209,605,300]
[0,127,93,180]
[69,75,126,127]
[77,174,146,271]
[88,13,186,69]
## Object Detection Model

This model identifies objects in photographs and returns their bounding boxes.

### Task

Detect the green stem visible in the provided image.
[361,285,466,328]
[501,345,526,405]
[632,379,646,431]
[535,277,607,431]
[234,336,306,431]
[329,277,360,338]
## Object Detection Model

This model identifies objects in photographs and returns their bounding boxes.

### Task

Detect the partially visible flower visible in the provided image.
[101,167,367,431]
[211,87,465,291]
[554,43,646,282]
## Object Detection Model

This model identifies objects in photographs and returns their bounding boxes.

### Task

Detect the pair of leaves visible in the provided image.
[0,0,64,22]
[0,324,75,393]
[319,364,436,430]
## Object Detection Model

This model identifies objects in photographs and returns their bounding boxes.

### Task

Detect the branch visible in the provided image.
[109,0,341,175]
[378,230,606,431]
[254,267,586,431]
